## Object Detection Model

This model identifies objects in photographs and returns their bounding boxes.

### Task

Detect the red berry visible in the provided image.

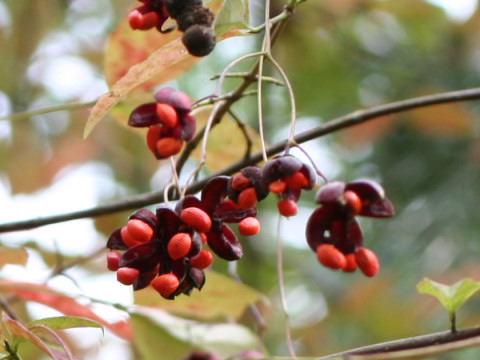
[120,226,142,248]
[128,10,143,30]
[127,219,154,243]
[167,232,192,260]
[230,173,251,191]
[238,217,261,236]
[237,187,257,208]
[355,247,380,277]
[268,180,287,194]
[156,103,178,128]
[277,199,298,217]
[190,250,213,269]
[344,190,362,216]
[316,244,347,270]
[343,253,357,272]
[107,250,121,271]
[146,125,162,154]
[199,232,207,244]
[117,267,140,285]
[180,207,212,233]
[156,137,183,158]
[285,171,309,189]
[151,273,180,298]
[138,11,159,30]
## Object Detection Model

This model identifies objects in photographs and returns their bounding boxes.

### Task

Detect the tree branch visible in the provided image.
[320,325,480,359]
[1,87,480,233]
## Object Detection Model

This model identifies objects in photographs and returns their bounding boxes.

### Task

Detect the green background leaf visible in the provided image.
[131,308,259,358]
[135,271,262,320]
[417,278,480,315]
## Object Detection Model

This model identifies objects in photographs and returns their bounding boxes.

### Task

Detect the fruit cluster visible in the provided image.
[128,87,196,159]
[128,0,216,57]
[112,97,396,296]
[306,180,394,277]
[106,175,262,299]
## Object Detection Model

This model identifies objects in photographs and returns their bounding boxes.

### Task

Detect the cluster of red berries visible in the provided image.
[128,87,196,159]
[306,180,394,277]
[128,0,216,57]
[106,175,262,299]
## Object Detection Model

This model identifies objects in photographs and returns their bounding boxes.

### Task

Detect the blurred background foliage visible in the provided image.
[1,0,480,359]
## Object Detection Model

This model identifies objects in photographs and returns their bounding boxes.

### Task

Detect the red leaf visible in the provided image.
[0,280,132,340]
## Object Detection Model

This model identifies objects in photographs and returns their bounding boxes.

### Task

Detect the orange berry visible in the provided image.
[344,190,362,216]
[117,267,140,285]
[190,250,213,269]
[269,180,287,194]
[285,171,309,189]
[238,217,261,236]
[343,253,357,273]
[237,187,257,208]
[127,219,154,243]
[230,173,251,191]
[156,103,178,128]
[167,232,192,260]
[128,10,143,30]
[156,137,183,158]
[107,250,121,271]
[151,273,180,298]
[199,232,207,244]
[355,247,380,277]
[316,244,347,270]
[180,207,212,233]
[120,226,142,248]
[139,11,159,30]
[146,125,162,154]
[277,199,298,217]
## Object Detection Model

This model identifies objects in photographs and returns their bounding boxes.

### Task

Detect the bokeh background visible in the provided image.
[1,0,480,359]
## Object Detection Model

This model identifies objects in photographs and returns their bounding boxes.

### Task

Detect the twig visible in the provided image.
[0,101,96,121]
[1,87,480,233]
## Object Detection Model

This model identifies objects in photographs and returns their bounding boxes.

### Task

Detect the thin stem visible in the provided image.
[246,11,288,33]
[257,54,269,163]
[169,157,183,197]
[276,216,296,358]
[294,144,328,182]
[1,87,480,233]
[266,56,297,154]
[214,52,266,98]
[0,101,96,121]
[210,72,284,86]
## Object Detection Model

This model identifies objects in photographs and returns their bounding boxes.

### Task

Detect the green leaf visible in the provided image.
[2,313,57,359]
[417,278,480,316]
[130,312,187,360]
[135,271,263,320]
[26,316,103,332]
[214,0,250,36]
[131,308,259,358]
